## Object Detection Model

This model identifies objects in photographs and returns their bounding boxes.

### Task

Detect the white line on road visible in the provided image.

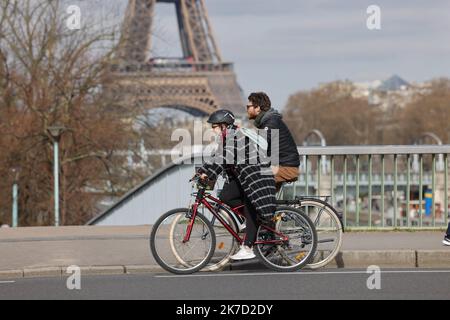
[0,281,15,284]
[155,270,450,279]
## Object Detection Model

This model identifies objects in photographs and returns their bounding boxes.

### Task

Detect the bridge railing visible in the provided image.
[280,145,450,230]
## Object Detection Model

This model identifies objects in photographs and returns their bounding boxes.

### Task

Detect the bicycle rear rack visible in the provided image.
[276,195,332,205]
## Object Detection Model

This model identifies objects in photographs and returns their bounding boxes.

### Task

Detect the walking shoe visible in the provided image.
[443,236,450,246]
[230,245,256,260]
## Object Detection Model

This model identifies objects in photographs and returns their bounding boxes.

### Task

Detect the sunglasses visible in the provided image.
[246,104,258,110]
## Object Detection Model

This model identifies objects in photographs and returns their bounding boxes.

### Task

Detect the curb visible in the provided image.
[1,249,449,280]
[224,249,450,271]
[80,266,126,276]
[416,250,450,268]
[328,250,417,268]
[124,265,163,274]
[23,267,62,278]
[0,265,164,280]
[0,269,24,280]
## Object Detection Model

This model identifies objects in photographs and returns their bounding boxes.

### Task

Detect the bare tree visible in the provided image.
[397,78,450,144]
[0,0,144,225]
[284,81,380,145]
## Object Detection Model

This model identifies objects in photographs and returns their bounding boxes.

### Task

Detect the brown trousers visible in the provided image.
[272,166,299,192]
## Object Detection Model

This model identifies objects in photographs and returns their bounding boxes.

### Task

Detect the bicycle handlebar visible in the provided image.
[189,174,209,187]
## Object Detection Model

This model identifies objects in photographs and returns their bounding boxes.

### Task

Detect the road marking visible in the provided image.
[0,281,15,284]
[155,270,450,279]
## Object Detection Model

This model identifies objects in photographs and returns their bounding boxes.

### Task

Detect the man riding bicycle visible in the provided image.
[247,92,300,191]
[196,109,277,261]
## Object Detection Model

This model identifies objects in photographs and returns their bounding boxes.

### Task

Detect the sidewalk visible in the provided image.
[0,226,449,279]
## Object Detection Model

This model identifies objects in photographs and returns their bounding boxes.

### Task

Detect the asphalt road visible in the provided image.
[0,269,449,300]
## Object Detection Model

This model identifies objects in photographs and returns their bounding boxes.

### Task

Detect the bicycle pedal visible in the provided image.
[295,252,307,261]
[274,212,287,222]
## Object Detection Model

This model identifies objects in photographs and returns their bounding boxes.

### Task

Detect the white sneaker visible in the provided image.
[230,245,256,260]
[443,236,450,246]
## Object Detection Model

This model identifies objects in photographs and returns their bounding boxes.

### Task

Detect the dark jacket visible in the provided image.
[199,127,276,216]
[254,108,300,167]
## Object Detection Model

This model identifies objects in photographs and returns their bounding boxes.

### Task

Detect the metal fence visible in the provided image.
[280,146,450,230]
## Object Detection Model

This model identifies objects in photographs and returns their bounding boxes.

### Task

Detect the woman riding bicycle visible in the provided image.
[196,109,277,260]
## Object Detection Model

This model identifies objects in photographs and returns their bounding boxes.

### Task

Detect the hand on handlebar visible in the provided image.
[190,173,208,183]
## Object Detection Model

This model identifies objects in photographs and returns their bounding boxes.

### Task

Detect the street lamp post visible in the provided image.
[47,125,66,227]
[11,167,20,228]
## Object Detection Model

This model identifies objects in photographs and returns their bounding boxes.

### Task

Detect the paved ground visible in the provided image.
[0,226,449,279]
[0,226,149,269]
[0,226,447,268]
[0,269,449,300]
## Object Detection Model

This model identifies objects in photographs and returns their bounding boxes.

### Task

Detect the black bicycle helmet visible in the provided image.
[207,109,235,125]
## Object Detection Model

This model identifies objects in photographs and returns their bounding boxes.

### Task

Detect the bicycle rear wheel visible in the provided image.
[295,199,343,269]
[254,206,317,272]
[150,209,216,275]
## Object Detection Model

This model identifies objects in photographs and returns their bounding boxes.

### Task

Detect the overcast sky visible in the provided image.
[81,0,450,110]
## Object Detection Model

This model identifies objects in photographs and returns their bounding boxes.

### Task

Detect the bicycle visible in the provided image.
[163,179,343,271]
[178,180,343,271]
[150,176,318,275]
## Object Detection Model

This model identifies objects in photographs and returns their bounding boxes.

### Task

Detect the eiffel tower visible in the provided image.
[112,0,244,116]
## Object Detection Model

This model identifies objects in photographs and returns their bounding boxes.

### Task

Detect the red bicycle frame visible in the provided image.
[183,187,288,246]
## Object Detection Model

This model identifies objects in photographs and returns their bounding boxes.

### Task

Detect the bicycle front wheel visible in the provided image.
[254,206,317,272]
[150,209,216,275]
